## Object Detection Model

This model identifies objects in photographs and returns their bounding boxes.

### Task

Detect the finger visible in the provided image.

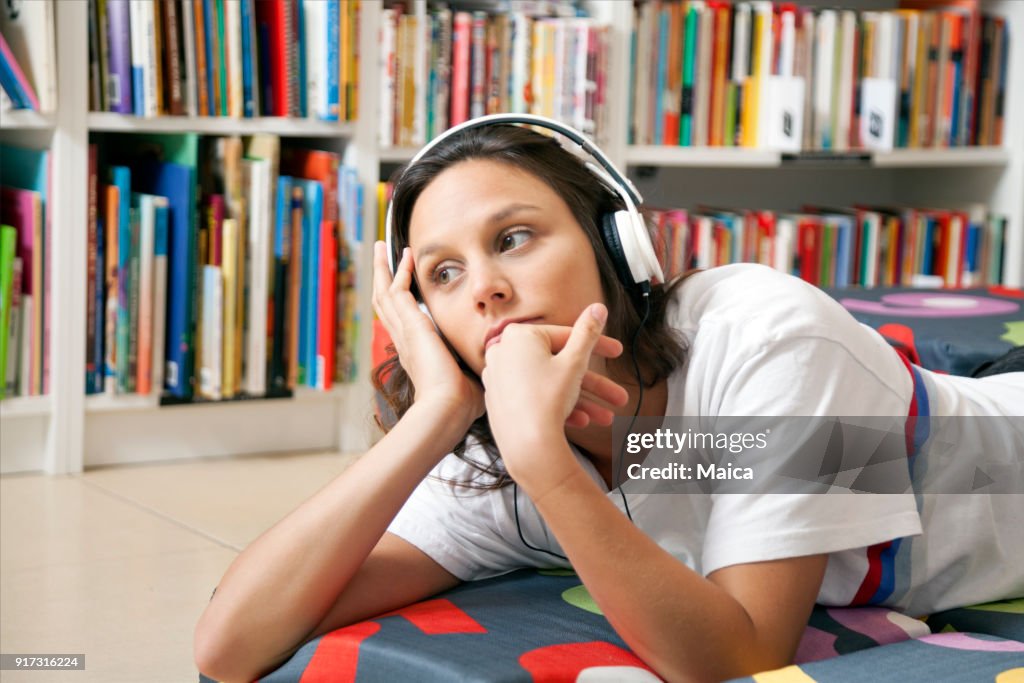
[539,326,623,359]
[390,246,415,294]
[565,408,590,429]
[560,303,608,363]
[372,241,394,312]
[581,370,630,408]
[574,396,618,427]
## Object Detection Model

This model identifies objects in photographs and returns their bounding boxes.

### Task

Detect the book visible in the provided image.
[0,0,55,111]
[150,198,169,395]
[199,264,222,399]
[0,224,15,398]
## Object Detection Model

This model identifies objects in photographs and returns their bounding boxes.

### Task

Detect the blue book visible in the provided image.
[295,0,307,118]
[0,52,31,109]
[134,157,197,398]
[325,0,340,121]
[835,217,853,288]
[109,168,132,391]
[950,52,963,146]
[258,23,272,116]
[297,179,322,387]
[240,0,255,118]
[922,216,936,275]
[274,176,292,258]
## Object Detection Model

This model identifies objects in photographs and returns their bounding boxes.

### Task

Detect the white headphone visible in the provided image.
[384,114,664,295]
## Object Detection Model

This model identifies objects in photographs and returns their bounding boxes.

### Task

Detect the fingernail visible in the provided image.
[590,304,607,324]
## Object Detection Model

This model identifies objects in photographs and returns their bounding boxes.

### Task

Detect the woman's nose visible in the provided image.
[471,264,513,312]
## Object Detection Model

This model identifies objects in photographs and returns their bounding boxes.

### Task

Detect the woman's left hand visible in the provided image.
[481,303,628,482]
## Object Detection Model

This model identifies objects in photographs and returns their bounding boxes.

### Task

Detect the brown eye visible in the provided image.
[500,229,530,252]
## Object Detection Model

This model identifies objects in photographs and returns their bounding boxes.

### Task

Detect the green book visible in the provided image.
[0,225,16,400]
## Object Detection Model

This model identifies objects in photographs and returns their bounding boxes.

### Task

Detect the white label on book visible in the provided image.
[860,78,897,151]
[763,76,805,152]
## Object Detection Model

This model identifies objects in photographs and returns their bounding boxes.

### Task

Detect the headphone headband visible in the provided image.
[384,114,663,285]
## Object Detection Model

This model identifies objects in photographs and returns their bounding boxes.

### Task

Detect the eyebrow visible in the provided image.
[414,202,542,262]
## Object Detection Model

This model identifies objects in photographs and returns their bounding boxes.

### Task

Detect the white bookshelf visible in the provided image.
[1,0,1020,475]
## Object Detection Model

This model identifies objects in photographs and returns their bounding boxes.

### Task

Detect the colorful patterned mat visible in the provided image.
[198,570,1024,682]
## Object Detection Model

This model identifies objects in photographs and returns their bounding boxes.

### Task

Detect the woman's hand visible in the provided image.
[372,241,485,429]
[480,303,629,482]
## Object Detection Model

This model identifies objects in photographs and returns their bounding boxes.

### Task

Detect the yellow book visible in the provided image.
[221,218,237,398]
[377,182,388,242]
[742,8,765,148]
[339,0,349,120]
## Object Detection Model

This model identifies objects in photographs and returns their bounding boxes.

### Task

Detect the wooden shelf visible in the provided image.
[0,109,56,130]
[379,146,419,164]
[0,395,52,419]
[872,146,1010,168]
[626,145,781,168]
[87,113,357,137]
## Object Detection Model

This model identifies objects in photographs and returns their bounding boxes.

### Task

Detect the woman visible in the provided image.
[194,120,1023,683]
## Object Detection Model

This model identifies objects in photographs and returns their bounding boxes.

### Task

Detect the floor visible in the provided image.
[1,450,362,683]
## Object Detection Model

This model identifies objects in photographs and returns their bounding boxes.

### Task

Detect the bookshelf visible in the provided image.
[1,0,1020,475]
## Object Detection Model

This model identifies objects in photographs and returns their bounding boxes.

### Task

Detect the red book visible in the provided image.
[450,12,471,126]
[255,0,288,116]
[317,221,337,390]
[797,217,821,286]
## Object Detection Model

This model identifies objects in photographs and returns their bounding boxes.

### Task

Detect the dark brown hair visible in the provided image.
[374,124,694,489]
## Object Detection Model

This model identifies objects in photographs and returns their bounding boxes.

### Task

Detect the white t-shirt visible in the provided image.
[388,264,1024,616]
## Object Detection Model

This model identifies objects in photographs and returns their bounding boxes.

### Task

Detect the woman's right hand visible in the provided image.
[372,240,486,430]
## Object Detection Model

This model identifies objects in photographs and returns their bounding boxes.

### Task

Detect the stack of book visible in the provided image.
[85,134,362,403]
[0,0,56,113]
[631,0,1010,150]
[651,203,1007,289]
[379,3,609,147]
[0,145,51,400]
[87,0,360,120]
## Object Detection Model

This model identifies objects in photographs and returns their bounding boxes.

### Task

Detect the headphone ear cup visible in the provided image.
[600,211,636,289]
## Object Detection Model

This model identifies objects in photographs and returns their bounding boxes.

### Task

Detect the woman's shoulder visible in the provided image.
[668,263,855,340]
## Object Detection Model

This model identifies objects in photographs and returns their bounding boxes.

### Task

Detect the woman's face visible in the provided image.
[407,159,606,375]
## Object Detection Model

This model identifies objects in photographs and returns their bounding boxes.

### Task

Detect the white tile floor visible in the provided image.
[1,450,361,683]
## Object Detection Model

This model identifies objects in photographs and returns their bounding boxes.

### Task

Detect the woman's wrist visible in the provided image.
[403,398,478,454]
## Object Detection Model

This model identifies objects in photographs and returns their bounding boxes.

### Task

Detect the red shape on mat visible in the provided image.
[519,641,656,681]
[382,598,488,635]
[299,621,381,683]
[987,285,1024,299]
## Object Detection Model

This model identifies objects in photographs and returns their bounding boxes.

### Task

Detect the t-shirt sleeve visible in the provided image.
[386,452,540,581]
[698,331,924,576]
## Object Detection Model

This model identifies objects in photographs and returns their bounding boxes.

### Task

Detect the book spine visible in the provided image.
[106,0,134,113]
[286,183,303,389]
[6,257,23,394]
[163,0,185,115]
[270,176,290,391]
[451,12,470,126]
[97,0,111,111]
[238,0,254,117]
[0,226,15,398]
[378,8,396,145]
[226,0,243,118]
[151,200,168,394]
[81,148,96,394]
[103,185,118,393]
[136,195,154,395]
[126,207,140,393]
[304,0,324,120]
[221,217,237,397]
[317,219,335,390]
[199,264,222,399]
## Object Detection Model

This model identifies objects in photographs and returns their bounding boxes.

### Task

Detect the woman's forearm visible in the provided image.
[523,444,779,683]
[194,400,468,678]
